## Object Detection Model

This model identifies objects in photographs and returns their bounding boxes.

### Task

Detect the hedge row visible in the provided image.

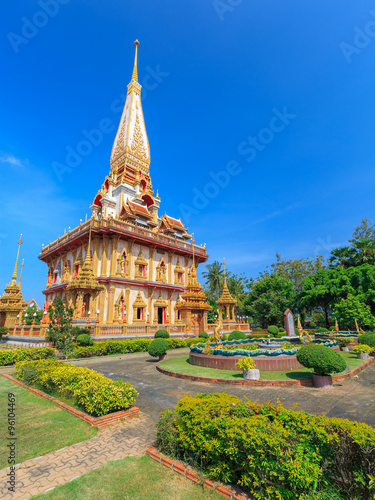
[16,359,138,417]
[0,347,55,367]
[70,337,202,358]
[157,393,375,500]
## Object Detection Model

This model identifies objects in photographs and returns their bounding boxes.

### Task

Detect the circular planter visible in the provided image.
[243,369,260,380]
[159,354,168,361]
[312,374,333,389]
[357,352,370,360]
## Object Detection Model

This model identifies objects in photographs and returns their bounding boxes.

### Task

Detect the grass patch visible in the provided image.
[0,376,96,469]
[30,455,223,500]
[159,351,368,381]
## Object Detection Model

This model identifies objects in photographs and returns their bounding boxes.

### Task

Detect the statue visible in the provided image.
[213,314,223,345]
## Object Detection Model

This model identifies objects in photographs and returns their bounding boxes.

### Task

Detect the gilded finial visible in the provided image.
[223,258,228,288]
[132,39,140,82]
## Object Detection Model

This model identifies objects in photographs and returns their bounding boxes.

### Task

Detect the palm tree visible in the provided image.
[202,261,224,301]
[352,239,375,266]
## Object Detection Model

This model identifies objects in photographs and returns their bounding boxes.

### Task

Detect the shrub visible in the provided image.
[317,327,330,333]
[228,330,246,341]
[358,333,375,349]
[71,326,91,338]
[337,337,353,348]
[267,325,279,335]
[198,331,208,339]
[185,338,205,347]
[278,327,286,333]
[0,347,55,367]
[76,334,93,346]
[155,329,169,339]
[296,345,346,376]
[148,338,168,357]
[236,357,256,370]
[309,321,316,329]
[16,360,138,417]
[157,393,375,500]
[353,344,373,354]
[221,334,228,341]
[255,327,263,331]
[0,326,9,339]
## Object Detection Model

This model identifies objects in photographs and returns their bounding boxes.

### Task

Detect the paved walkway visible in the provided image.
[1,348,375,499]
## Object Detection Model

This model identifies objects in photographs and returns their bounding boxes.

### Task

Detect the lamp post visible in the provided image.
[43,310,48,324]
[96,309,100,324]
[32,312,37,325]
[146,311,150,324]
[16,314,20,326]
[123,310,127,324]
[23,313,27,326]
[87,310,91,325]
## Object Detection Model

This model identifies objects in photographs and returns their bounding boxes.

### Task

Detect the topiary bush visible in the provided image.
[0,347,55,367]
[76,334,93,347]
[148,338,168,357]
[155,329,169,339]
[0,326,9,339]
[296,345,346,376]
[198,332,208,339]
[358,333,375,349]
[337,337,353,348]
[317,327,330,333]
[221,334,228,341]
[267,325,279,335]
[278,327,285,333]
[255,327,262,331]
[228,330,246,341]
[309,321,316,329]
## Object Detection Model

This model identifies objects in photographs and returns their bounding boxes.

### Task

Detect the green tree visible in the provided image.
[347,264,375,315]
[47,298,74,358]
[299,268,352,327]
[243,275,293,328]
[22,304,43,325]
[328,246,357,269]
[226,271,249,315]
[350,218,375,243]
[333,294,375,330]
[202,261,224,301]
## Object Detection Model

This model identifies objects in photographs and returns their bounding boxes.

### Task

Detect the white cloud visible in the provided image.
[0,153,27,168]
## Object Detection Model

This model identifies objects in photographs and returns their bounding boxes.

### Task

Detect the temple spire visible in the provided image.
[11,235,23,284]
[18,259,24,287]
[132,39,140,82]
[223,258,227,288]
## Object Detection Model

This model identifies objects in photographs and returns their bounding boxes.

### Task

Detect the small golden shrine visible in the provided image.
[66,232,104,320]
[216,259,236,322]
[0,236,26,328]
[175,238,211,333]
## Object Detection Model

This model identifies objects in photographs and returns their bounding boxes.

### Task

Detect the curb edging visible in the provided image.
[146,446,253,500]
[156,357,374,387]
[2,374,139,428]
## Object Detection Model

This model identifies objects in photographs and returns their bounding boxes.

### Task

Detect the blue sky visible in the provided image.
[1,0,375,306]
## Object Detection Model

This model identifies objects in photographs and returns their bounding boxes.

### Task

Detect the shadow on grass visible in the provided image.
[286,371,313,380]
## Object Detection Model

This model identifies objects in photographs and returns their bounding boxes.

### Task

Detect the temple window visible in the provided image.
[136,307,144,320]
[134,250,148,279]
[156,258,167,283]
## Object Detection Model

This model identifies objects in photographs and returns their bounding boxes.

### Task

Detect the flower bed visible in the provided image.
[16,359,138,417]
[157,393,375,500]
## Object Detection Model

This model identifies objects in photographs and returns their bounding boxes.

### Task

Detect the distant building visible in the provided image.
[24,299,41,311]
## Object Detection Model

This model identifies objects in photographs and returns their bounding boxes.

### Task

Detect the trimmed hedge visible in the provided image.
[0,347,55,367]
[157,393,375,500]
[228,330,246,341]
[198,332,208,339]
[358,333,375,349]
[155,330,169,339]
[317,327,330,333]
[16,359,138,417]
[296,345,346,376]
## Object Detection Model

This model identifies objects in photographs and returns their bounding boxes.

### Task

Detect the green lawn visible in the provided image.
[0,376,96,469]
[31,455,223,500]
[159,351,368,381]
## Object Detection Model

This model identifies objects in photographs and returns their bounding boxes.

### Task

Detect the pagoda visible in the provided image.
[175,240,211,333]
[216,261,237,324]
[0,236,26,328]
[38,41,208,329]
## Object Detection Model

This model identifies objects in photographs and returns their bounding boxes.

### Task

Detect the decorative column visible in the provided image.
[100,236,108,277]
[110,236,118,276]
[92,237,99,276]
[107,284,115,324]
[149,246,156,281]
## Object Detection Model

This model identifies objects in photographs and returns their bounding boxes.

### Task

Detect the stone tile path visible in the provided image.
[0,412,154,500]
[1,348,375,499]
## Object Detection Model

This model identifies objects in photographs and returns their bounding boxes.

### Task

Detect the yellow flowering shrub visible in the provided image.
[157,393,375,500]
[16,359,138,416]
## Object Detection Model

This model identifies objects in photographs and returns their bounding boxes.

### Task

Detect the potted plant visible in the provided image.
[337,337,353,351]
[235,356,259,380]
[148,338,168,361]
[296,345,346,389]
[353,344,373,359]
